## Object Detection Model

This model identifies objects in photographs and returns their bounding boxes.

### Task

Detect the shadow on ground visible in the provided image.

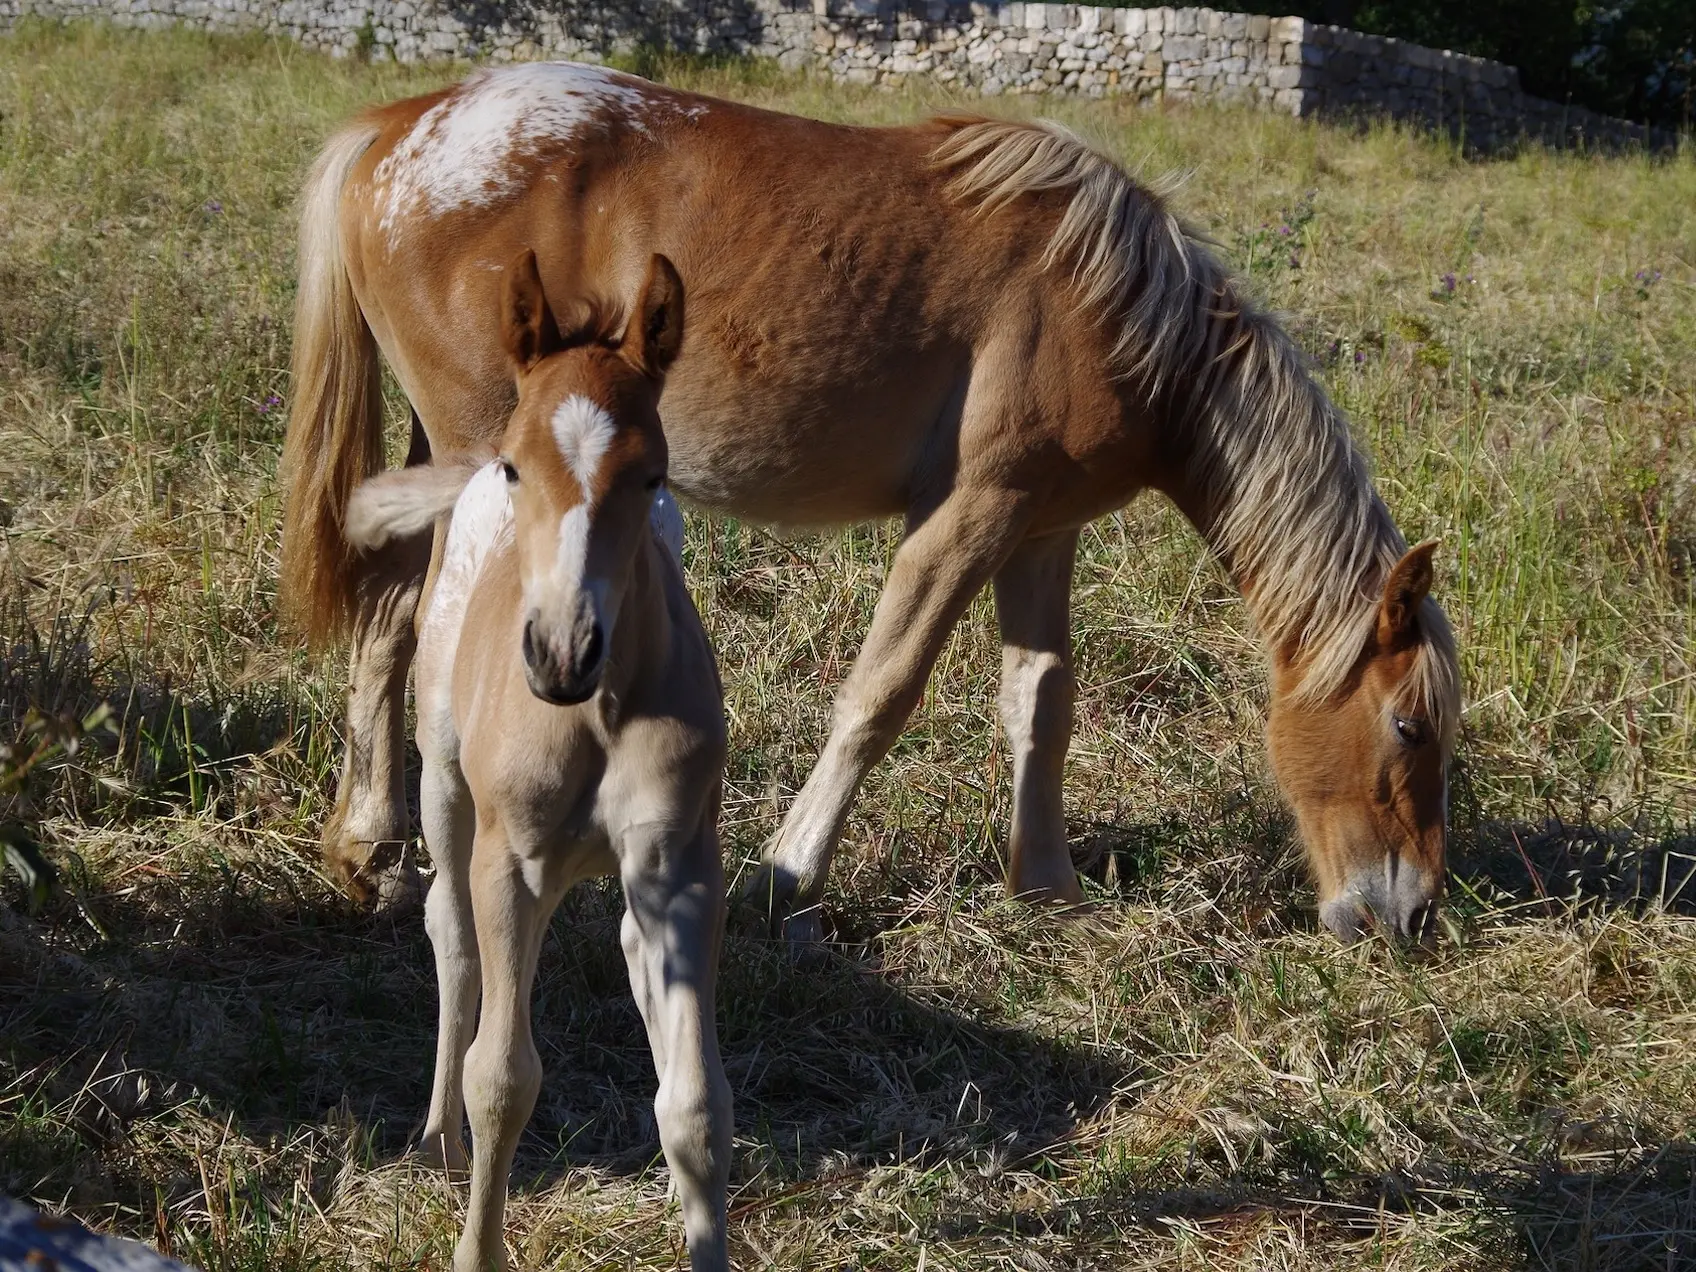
[0,873,1130,1220]
[1450,820,1696,919]
[935,1140,1696,1270]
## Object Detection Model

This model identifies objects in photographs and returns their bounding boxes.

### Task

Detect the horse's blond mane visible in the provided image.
[931,116,1458,736]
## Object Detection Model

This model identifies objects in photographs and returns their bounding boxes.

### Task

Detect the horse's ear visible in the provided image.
[1377,539,1438,644]
[624,254,684,379]
[501,249,559,373]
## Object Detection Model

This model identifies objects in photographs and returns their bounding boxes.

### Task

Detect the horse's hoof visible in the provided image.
[739,861,826,949]
[373,849,425,918]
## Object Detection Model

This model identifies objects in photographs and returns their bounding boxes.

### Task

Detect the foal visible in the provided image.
[347,251,730,1272]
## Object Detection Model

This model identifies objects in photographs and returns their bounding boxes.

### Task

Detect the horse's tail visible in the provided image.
[279,121,384,649]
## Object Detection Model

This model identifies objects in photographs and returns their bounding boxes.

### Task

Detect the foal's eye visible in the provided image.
[500,460,519,485]
[1393,715,1428,747]
[645,474,666,492]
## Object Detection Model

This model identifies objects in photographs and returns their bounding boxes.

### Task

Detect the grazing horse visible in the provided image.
[345,252,731,1272]
[282,61,1461,945]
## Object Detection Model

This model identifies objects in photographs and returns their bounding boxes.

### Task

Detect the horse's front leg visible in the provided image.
[620,819,731,1272]
[417,737,477,1174]
[993,529,1084,904]
[747,484,1030,944]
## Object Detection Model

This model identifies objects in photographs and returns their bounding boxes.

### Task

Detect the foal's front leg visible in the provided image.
[620,820,732,1272]
[457,825,566,1272]
[418,747,477,1173]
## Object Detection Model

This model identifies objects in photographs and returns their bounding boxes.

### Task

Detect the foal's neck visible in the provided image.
[596,538,674,710]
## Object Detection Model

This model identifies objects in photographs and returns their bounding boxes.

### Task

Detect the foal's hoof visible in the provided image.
[780,907,826,955]
[413,1132,469,1181]
[325,832,422,918]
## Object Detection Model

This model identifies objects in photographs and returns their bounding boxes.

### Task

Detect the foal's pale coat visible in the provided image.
[286,62,1461,945]
[349,253,730,1272]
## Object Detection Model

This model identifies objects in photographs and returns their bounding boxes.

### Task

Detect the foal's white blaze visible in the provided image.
[538,395,617,669]
[552,501,604,615]
[374,62,659,248]
[550,395,616,499]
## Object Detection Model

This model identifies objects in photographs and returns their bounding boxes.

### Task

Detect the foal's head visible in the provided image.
[497,249,683,705]
[1265,542,1460,945]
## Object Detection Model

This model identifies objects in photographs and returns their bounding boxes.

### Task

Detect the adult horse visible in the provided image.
[281,62,1460,945]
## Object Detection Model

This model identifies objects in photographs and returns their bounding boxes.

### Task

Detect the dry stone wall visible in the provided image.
[1,0,1666,149]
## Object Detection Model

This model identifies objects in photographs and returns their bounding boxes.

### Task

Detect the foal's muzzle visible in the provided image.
[522,609,605,705]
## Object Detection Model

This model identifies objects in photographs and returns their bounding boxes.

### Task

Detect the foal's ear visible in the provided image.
[501,249,560,373]
[1377,539,1438,644]
[623,254,685,379]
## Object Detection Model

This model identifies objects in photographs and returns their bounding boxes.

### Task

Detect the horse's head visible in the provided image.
[497,248,683,705]
[1266,542,1459,945]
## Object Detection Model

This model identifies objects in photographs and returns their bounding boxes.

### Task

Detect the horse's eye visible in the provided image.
[645,473,666,492]
[1393,715,1428,747]
[500,460,519,485]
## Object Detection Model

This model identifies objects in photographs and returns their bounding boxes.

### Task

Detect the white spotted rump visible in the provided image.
[373,62,660,249]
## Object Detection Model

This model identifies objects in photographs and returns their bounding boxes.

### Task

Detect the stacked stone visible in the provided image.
[810,4,1300,104]
[0,0,1668,149]
[1296,20,1661,149]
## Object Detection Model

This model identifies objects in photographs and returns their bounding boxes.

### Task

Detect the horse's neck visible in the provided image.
[1153,378,1396,686]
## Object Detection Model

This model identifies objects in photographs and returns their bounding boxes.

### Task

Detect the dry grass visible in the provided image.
[2,21,1695,1271]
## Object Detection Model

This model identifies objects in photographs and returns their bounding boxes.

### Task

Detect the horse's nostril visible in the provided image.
[522,617,537,668]
[1405,900,1437,940]
[580,622,603,673]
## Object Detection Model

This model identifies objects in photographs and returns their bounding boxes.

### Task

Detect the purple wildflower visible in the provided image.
[1354,351,1366,364]
[1441,272,1457,293]
[1278,224,1293,236]
[258,393,282,415]
[204,199,223,214]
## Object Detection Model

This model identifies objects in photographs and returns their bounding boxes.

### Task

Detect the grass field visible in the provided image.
[2,20,1694,1271]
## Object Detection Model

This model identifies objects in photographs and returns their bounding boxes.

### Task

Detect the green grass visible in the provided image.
[2,20,1694,1271]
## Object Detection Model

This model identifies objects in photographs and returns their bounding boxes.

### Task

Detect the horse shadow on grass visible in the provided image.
[0,870,1134,1226]
[0,599,1131,1233]
[1447,818,1696,921]
[933,1138,1696,1270]
[1067,807,1696,932]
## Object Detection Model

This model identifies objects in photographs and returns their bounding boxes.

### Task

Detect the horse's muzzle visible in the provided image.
[1320,867,1442,947]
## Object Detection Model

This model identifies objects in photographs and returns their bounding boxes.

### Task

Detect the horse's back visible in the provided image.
[337,63,1094,524]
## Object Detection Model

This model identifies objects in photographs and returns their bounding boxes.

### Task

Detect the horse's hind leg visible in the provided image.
[748,485,1030,943]
[993,530,1085,904]
[323,413,432,908]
